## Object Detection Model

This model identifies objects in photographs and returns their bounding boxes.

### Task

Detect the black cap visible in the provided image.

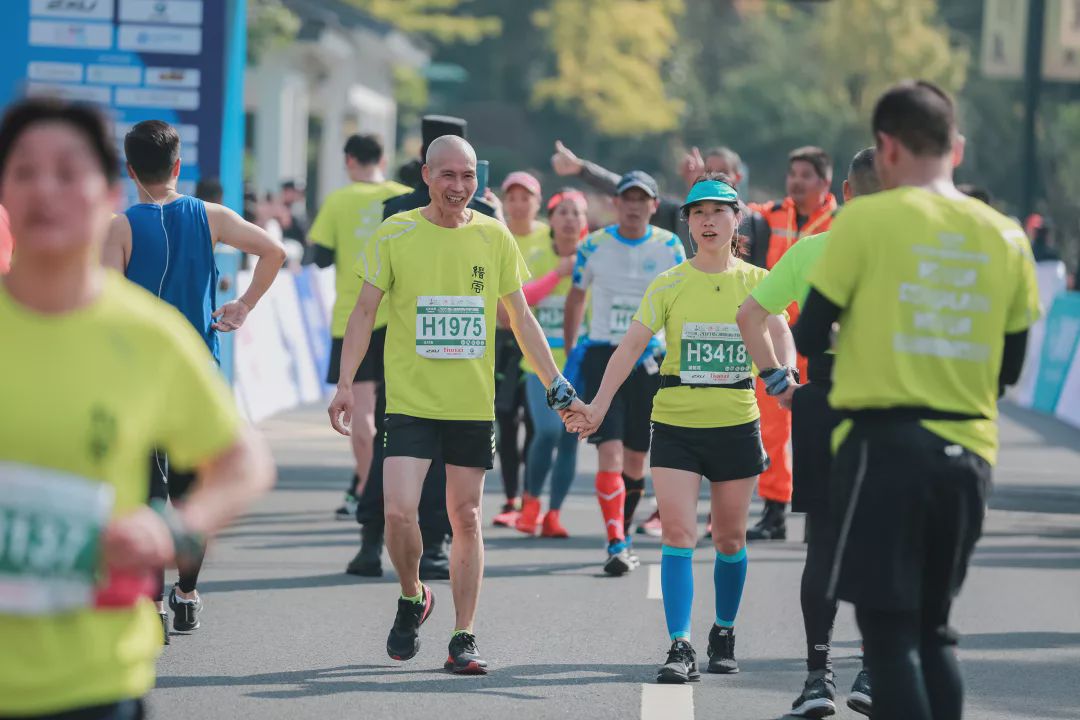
[421,115,467,159]
[616,170,658,198]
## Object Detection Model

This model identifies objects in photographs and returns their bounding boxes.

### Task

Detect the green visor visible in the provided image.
[680,180,739,211]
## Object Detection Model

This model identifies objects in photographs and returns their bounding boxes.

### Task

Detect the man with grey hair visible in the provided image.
[328,135,584,675]
[736,147,879,717]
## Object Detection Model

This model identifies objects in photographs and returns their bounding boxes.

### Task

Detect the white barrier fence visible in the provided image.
[233,263,1080,430]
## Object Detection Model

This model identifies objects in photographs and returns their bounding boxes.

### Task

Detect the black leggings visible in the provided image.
[801,507,840,672]
[856,605,963,720]
[148,452,204,598]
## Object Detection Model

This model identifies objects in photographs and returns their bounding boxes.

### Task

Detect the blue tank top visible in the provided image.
[125,195,219,359]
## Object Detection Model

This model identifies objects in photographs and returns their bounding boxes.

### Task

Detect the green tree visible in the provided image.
[531,0,686,136]
[343,0,502,44]
[670,0,968,199]
[247,0,300,64]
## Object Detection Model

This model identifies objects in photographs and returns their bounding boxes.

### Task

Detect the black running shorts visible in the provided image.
[650,419,769,482]
[827,419,991,612]
[383,414,495,469]
[326,326,386,385]
[581,344,659,452]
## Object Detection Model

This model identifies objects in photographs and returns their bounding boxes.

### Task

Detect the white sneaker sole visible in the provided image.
[791,696,836,717]
[847,691,872,716]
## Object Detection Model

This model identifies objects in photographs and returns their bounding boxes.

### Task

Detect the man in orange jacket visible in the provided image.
[744,146,838,540]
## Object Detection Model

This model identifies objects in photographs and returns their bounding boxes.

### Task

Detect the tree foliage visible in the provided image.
[531,0,685,136]
[247,0,300,64]
[343,0,502,44]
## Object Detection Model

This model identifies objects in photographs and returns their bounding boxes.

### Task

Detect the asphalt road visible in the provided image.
[152,402,1080,720]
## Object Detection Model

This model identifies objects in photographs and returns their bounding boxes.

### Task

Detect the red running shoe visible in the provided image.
[540,509,569,538]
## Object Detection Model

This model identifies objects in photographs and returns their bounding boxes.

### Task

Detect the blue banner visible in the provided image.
[0,1,242,207]
[1032,293,1080,413]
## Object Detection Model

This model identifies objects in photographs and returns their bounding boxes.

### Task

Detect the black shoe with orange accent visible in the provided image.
[386,585,435,662]
[444,632,489,675]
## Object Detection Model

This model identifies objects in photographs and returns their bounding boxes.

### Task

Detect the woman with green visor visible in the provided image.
[567,173,797,683]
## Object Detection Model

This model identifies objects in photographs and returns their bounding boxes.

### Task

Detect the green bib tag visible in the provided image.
[415,295,487,359]
[609,295,638,338]
[679,322,752,385]
[0,463,113,616]
[536,295,566,347]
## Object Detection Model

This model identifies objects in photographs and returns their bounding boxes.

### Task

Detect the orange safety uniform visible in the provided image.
[747,194,838,504]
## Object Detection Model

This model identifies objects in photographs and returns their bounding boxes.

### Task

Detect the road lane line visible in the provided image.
[647,563,662,599]
[641,683,694,720]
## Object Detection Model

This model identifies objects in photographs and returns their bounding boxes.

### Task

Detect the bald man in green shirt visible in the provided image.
[736,147,880,718]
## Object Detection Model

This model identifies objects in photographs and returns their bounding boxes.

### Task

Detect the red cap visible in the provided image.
[501,171,541,196]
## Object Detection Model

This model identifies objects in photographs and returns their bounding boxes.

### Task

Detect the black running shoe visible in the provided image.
[746,500,787,541]
[168,586,202,632]
[603,540,634,576]
[386,585,435,661]
[790,669,837,718]
[444,632,489,675]
[706,625,739,674]
[847,668,872,716]
[159,611,170,646]
[656,639,700,684]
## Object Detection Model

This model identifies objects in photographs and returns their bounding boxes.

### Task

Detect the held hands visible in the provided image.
[328,385,354,436]
[211,299,251,332]
[562,401,607,439]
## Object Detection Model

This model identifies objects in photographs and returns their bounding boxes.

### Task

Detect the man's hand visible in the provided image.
[328,385,354,436]
[101,507,175,571]
[679,146,706,189]
[552,140,584,177]
[211,299,251,332]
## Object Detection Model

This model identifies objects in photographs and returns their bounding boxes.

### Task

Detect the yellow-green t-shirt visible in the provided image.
[521,243,574,374]
[634,259,769,428]
[0,271,241,716]
[357,208,529,421]
[808,187,1042,464]
[309,180,410,336]
[513,222,550,260]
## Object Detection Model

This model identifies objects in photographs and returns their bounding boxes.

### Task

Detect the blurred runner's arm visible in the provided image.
[207,203,287,332]
[101,215,132,273]
[328,281,383,435]
[551,140,620,194]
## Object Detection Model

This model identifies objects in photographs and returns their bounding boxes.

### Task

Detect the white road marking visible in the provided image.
[641,683,694,720]
[647,563,662,599]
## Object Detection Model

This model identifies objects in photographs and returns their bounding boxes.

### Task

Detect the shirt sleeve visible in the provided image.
[157,318,242,470]
[498,226,529,297]
[308,193,336,250]
[633,276,668,334]
[573,233,598,289]
[807,205,863,309]
[357,217,397,292]
[1005,237,1043,333]
[751,249,799,314]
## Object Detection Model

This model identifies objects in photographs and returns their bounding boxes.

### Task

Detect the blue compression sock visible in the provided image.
[714,547,747,627]
[661,545,694,641]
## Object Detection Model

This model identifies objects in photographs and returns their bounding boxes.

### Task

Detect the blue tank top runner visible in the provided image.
[125,195,220,360]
